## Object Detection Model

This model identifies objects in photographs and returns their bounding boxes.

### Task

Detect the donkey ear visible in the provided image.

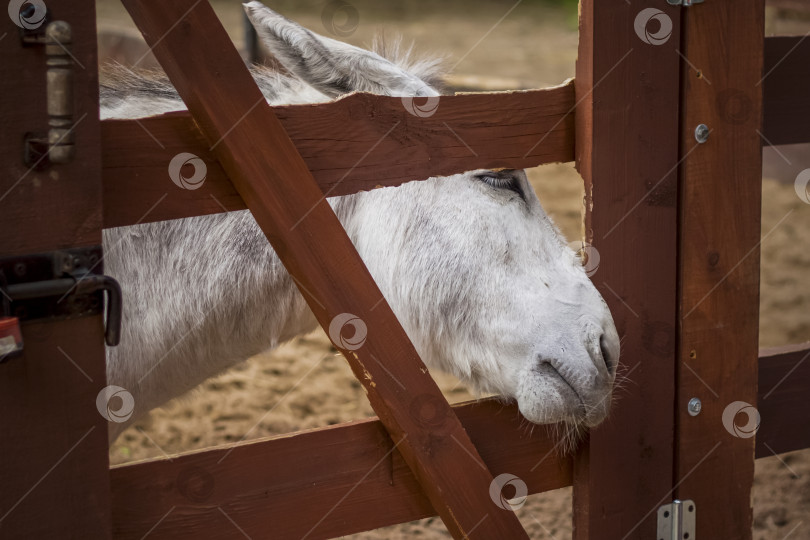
[242,1,438,98]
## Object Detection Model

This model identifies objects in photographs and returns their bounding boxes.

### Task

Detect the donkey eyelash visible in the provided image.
[475,172,525,201]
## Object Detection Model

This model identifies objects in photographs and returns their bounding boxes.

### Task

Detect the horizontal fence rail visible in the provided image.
[101,35,805,231]
[101,83,575,229]
[762,36,810,146]
[110,399,571,539]
[111,346,810,539]
[756,342,810,457]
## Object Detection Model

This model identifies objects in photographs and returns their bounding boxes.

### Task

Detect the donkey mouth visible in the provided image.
[518,362,588,424]
[532,354,615,428]
[541,362,587,415]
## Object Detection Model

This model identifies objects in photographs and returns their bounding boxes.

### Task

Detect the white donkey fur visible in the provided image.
[100,2,620,442]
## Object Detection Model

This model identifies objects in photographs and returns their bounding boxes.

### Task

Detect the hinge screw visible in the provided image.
[695,124,710,144]
[688,397,702,416]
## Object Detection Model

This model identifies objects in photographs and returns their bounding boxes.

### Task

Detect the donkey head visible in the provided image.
[244,2,620,430]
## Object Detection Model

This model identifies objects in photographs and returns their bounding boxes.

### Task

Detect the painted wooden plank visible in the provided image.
[756,343,810,457]
[762,36,810,146]
[120,1,528,537]
[100,85,575,229]
[0,1,112,536]
[110,399,572,539]
[0,319,111,537]
[572,2,681,538]
[676,2,765,538]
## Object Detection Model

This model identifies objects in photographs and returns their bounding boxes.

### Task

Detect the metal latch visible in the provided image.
[657,499,696,540]
[0,247,122,361]
[666,0,704,5]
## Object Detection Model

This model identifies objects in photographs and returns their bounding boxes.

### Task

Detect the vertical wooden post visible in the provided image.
[574,1,681,538]
[675,2,764,537]
[0,0,111,537]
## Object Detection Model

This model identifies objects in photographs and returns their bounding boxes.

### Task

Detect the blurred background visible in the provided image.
[98,1,810,538]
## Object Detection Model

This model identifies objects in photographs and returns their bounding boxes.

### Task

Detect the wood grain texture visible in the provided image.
[572,2,681,539]
[110,399,572,539]
[756,343,810,458]
[762,36,810,146]
[676,2,765,538]
[100,85,575,229]
[121,1,528,537]
[0,318,111,537]
[0,1,112,537]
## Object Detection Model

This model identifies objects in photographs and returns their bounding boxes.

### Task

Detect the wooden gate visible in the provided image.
[1,0,809,538]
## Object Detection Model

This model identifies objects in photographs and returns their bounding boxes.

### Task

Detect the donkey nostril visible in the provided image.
[599,334,613,374]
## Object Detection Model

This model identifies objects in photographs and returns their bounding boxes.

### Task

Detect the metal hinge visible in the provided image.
[23,21,77,165]
[657,499,696,540]
[667,0,704,5]
[13,3,77,166]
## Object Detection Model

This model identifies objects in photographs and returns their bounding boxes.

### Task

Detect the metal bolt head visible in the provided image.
[688,397,702,416]
[695,124,710,144]
[61,256,74,273]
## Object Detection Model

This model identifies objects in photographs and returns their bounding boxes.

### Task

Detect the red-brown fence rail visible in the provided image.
[757,343,810,457]
[100,35,810,231]
[110,399,571,539]
[101,85,574,228]
[762,36,810,145]
[108,345,810,539]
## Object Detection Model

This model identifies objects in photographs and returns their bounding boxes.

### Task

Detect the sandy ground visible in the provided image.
[98,1,810,538]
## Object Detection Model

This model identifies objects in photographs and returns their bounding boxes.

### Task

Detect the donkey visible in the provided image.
[100,1,620,442]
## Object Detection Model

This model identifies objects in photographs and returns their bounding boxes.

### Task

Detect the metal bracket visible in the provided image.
[0,247,122,357]
[667,0,704,5]
[657,499,696,540]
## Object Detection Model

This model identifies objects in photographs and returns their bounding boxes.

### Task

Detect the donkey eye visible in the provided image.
[475,171,525,201]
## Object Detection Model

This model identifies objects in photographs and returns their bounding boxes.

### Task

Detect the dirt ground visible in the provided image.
[98,1,810,538]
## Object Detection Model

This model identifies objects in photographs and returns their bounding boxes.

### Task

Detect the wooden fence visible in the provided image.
[1,0,808,538]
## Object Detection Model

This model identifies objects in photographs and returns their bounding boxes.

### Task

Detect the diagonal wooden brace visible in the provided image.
[121,1,529,538]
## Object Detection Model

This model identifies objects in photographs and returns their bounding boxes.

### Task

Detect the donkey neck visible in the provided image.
[102,193,363,440]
